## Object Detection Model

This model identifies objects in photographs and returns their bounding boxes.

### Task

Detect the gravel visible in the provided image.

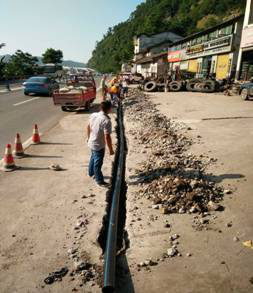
[124,89,225,216]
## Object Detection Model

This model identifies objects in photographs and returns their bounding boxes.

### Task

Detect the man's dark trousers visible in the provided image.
[88,148,105,184]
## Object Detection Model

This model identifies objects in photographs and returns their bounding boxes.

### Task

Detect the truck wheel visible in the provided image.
[61,106,69,112]
[85,101,90,111]
[241,88,249,101]
[169,81,182,92]
[144,81,157,92]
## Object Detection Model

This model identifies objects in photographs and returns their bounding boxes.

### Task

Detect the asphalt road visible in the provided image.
[0,77,102,153]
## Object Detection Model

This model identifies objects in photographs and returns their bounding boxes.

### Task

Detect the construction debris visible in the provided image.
[49,164,63,171]
[44,267,69,285]
[124,89,224,216]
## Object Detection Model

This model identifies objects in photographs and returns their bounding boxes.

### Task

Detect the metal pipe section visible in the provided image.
[102,103,125,293]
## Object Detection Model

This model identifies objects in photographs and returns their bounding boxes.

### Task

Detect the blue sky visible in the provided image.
[0,0,144,63]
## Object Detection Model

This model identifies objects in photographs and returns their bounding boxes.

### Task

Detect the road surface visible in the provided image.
[0,77,102,152]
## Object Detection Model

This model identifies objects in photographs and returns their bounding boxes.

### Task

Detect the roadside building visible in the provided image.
[135,52,168,78]
[167,15,244,80]
[133,32,182,78]
[236,0,253,80]
[121,63,132,73]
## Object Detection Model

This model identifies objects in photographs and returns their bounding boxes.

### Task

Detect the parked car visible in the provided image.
[23,76,59,96]
[239,81,253,95]
[241,83,253,100]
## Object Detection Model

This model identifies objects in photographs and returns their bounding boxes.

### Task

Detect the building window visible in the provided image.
[202,34,208,42]
[219,25,233,36]
[182,42,187,49]
[209,30,218,40]
[191,38,197,45]
[196,37,202,44]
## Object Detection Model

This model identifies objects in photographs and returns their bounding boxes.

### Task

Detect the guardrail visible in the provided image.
[102,102,127,293]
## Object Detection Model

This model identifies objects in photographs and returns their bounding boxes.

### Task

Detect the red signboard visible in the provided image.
[168,50,182,62]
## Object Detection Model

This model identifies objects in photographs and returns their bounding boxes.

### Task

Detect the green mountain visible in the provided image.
[87,0,245,73]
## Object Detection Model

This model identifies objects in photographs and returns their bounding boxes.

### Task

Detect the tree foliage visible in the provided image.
[88,0,245,72]
[42,48,63,64]
[2,50,38,79]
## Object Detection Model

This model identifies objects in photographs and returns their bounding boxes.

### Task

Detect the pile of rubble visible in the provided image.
[124,89,225,215]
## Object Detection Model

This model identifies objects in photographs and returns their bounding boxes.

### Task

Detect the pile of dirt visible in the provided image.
[124,89,225,215]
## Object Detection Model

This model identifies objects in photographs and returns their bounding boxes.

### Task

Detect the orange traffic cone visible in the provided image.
[13,133,25,158]
[1,144,17,171]
[32,124,40,144]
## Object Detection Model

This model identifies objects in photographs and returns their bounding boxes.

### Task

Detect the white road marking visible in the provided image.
[13,97,40,106]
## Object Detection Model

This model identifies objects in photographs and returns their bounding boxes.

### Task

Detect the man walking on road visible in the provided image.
[87,101,114,187]
[101,75,108,101]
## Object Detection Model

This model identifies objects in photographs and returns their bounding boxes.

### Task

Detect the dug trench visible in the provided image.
[98,87,238,292]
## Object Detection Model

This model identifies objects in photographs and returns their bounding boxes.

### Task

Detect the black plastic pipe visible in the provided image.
[102,103,125,293]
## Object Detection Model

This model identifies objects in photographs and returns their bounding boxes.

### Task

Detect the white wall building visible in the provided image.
[236,0,253,80]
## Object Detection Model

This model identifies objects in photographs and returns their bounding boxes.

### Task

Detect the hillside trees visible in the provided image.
[88,0,245,72]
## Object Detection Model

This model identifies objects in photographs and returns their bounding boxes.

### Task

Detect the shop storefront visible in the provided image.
[185,35,233,78]
[236,0,253,80]
[168,15,243,80]
[180,61,189,70]
[168,49,189,71]
[238,26,253,80]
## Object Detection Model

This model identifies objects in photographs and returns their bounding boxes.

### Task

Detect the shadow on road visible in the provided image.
[18,166,68,171]
[128,166,245,186]
[38,142,72,146]
[75,103,100,115]
[204,173,245,183]
[18,166,51,171]
[75,102,118,116]
[25,154,63,159]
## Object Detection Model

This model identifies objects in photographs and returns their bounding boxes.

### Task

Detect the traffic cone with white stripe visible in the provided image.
[32,124,40,144]
[1,144,17,171]
[13,133,25,158]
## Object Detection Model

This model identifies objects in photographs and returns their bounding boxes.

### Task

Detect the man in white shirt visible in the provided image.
[87,101,114,187]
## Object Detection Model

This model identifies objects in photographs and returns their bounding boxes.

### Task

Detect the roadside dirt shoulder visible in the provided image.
[0,104,116,293]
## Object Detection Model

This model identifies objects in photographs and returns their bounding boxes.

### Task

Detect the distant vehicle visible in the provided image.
[23,76,59,96]
[53,74,96,112]
[39,64,63,78]
[241,82,253,100]
[239,82,253,93]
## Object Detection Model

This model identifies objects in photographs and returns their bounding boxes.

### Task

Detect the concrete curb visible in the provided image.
[0,87,23,94]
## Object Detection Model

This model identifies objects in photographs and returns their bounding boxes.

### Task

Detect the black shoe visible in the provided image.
[96,181,110,188]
